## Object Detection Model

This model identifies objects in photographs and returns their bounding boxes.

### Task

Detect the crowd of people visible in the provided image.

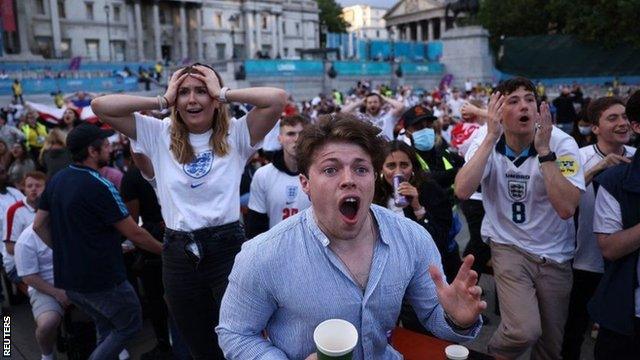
[1,66,639,360]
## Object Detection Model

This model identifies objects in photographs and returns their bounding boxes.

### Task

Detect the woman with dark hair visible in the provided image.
[7,142,36,188]
[59,108,81,137]
[92,63,287,359]
[374,140,459,335]
[373,140,458,279]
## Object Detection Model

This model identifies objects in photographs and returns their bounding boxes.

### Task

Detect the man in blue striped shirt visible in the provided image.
[217,114,485,359]
[34,123,162,360]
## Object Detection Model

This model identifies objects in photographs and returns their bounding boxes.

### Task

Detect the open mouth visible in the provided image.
[519,115,530,123]
[339,196,360,222]
[186,108,203,114]
[614,128,629,135]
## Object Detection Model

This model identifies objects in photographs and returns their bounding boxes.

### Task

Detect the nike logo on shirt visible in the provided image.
[190,182,204,189]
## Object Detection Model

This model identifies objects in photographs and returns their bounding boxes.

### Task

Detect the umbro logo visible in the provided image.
[190,182,204,189]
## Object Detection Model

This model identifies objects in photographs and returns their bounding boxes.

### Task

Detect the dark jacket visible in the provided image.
[588,150,640,336]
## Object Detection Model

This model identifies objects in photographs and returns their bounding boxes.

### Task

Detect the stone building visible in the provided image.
[1,0,319,61]
[383,0,454,42]
[342,4,388,41]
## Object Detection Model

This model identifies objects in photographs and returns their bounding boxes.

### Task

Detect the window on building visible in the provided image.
[85,39,100,60]
[85,2,94,20]
[61,39,71,58]
[36,0,46,14]
[284,47,289,57]
[262,15,268,30]
[215,13,222,28]
[295,23,300,36]
[35,37,53,58]
[112,41,126,61]
[376,30,380,38]
[57,0,66,18]
[282,21,286,35]
[216,43,226,60]
[113,5,121,22]
[159,9,167,24]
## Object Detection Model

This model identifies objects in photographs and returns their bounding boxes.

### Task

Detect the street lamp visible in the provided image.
[229,14,239,59]
[104,4,112,61]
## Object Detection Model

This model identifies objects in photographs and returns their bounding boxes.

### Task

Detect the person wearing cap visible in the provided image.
[91,63,286,359]
[33,123,163,360]
[588,89,640,359]
[455,77,585,359]
[401,104,464,192]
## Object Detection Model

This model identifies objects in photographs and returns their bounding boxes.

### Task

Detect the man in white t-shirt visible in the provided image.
[15,225,69,360]
[340,92,405,140]
[562,96,635,360]
[455,77,585,359]
[588,89,640,359]
[447,89,465,120]
[246,115,312,238]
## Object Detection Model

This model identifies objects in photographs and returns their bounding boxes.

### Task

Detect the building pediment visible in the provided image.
[384,0,445,20]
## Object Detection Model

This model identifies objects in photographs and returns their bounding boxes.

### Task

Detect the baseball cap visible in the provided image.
[402,105,437,129]
[66,123,114,153]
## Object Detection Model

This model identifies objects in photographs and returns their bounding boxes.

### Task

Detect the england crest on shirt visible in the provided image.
[183,150,213,179]
[285,185,298,205]
[507,180,527,201]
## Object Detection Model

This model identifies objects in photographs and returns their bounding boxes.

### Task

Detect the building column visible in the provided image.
[347,31,353,58]
[277,15,284,58]
[134,0,144,60]
[48,0,62,57]
[426,19,432,41]
[392,25,399,41]
[244,11,255,59]
[255,12,262,56]
[270,13,278,58]
[416,22,422,42]
[440,17,446,37]
[179,4,188,60]
[196,7,203,60]
[152,2,162,60]
[432,18,439,40]
[404,25,410,41]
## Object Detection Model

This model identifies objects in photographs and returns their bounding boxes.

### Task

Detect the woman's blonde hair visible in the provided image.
[39,128,67,163]
[169,64,230,164]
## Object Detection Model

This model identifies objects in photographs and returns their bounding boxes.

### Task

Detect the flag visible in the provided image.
[0,0,16,32]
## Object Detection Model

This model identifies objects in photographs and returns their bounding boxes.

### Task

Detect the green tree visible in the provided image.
[316,0,349,33]
[478,0,640,51]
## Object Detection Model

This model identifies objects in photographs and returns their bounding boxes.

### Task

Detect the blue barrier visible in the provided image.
[333,61,391,76]
[0,76,140,96]
[370,41,391,59]
[427,42,443,61]
[400,62,445,75]
[0,61,156,72]
[244,60,324,77]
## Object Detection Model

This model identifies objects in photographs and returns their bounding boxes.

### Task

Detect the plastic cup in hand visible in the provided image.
[445,344,469,360]
[313,319,358,360]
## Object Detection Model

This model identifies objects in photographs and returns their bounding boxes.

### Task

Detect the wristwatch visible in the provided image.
[538,151,557,164]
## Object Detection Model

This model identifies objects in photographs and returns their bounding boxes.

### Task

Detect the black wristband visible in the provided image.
[538,151,557,164]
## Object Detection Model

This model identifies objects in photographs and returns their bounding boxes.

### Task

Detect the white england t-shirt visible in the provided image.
[367,111,398,140]
[574,144,636,273]
[0,187,24,242]
[14,224,54,296]
[2,200,34,272]
[467,127,586,263]
[593,187,640,318]
[134,113,259,231]
[261,121,282,152]
[248,164,311,228]
[463,124,487,201]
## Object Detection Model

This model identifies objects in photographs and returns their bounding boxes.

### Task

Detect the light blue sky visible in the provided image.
[337,0,397,10]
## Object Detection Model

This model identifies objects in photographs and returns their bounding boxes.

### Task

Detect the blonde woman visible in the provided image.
[91,63,286,359]
[38,129,72,179]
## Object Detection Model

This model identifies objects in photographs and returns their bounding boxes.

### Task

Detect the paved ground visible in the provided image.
[6,208,596,359]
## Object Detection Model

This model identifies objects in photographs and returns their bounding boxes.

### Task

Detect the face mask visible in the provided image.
[578,126,592,135]
[412,128,436,151]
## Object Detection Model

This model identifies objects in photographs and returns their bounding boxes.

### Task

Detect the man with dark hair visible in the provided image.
[588,89,640,359]
[553,86,578,134]
[245,115,312,238]
[456,77,585,359]
[562,96,635,360]
[340,92,405,140]
[33,123,162,360]
[217,113,485,359]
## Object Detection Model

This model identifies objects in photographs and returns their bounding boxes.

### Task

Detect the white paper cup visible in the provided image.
[445,344,469,360]
[313,319,358,359]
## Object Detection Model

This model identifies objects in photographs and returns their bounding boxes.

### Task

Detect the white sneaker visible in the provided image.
[118,349,130,360]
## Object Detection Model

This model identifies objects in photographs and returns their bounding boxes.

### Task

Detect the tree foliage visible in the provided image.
[478,0,640,51]
[316,0,349,33]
